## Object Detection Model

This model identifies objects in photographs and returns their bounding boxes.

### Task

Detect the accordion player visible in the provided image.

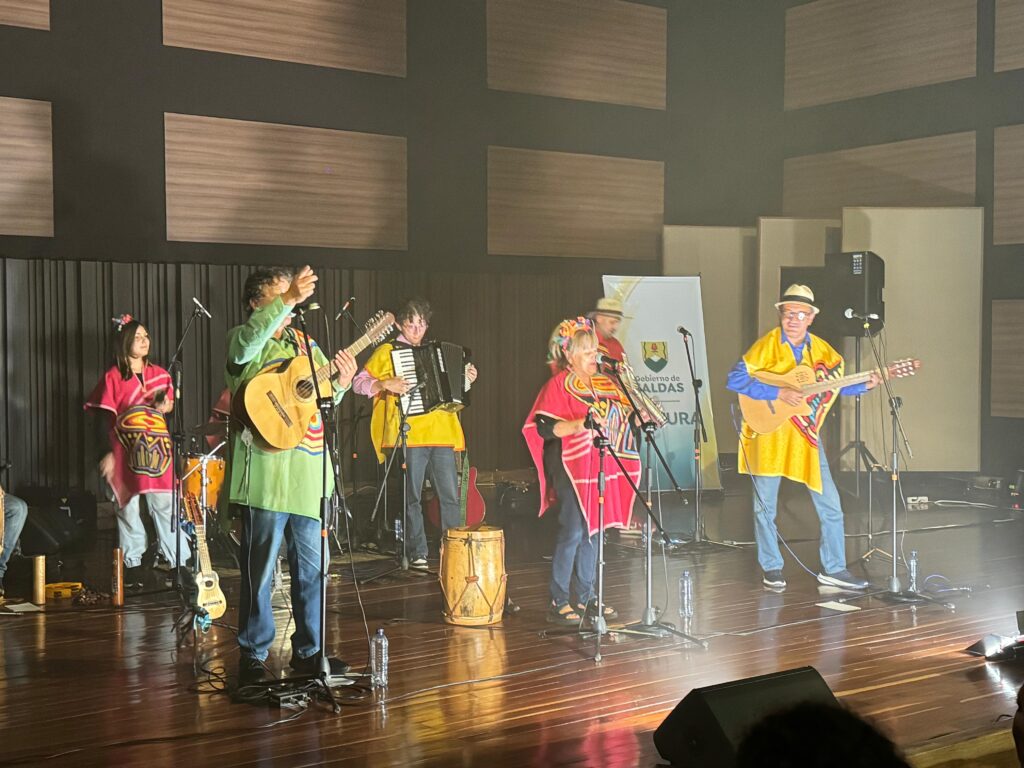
[390,341,472,416]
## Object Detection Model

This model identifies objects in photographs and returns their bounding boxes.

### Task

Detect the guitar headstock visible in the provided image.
[365,311,396,346]
[885,358,921,379]
[182,492,203,526]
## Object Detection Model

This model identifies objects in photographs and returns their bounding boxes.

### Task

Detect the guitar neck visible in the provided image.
[800,368,879,396]
[194,524,214,574]
[309,333,374,385]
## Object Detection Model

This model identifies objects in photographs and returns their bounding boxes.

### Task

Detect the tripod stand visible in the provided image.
[838,334,882,496]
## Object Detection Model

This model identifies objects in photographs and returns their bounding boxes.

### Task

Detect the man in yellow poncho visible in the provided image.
[727,284,880,592]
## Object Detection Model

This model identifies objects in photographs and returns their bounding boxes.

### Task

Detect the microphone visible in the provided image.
[408,379,427,394]
[676,326,691,337]
[597,354,621,374]
[292,301,320,316]
[335,296,356,322]
[843,308,879,321]
[192,297,212,319]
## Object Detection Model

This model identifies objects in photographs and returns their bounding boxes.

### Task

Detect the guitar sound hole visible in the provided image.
[296,380,314,400]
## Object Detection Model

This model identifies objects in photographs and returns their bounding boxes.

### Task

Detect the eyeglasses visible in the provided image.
[402,319,428,330]
[781,310,809,322]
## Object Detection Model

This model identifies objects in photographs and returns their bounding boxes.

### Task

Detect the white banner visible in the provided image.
[602,275,722,490]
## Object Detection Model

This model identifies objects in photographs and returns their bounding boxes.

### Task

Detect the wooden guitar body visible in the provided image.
[235,356,318,453]
[424,463,486,529]
[183,493,227,620]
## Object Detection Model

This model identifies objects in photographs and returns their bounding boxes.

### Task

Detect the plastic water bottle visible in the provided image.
[679,570,694,618]
[908,550,919,592]
[394,518,404,543]
[371,627,389,688]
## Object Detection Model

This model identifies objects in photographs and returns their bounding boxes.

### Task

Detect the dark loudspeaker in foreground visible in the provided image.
[652,665,837,768]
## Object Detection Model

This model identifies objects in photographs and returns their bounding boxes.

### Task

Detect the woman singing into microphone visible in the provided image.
[523,317,641,626]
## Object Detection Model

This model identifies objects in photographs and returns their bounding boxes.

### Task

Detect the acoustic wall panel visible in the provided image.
[0,96,52,237]
[994,124,1024,245]
[842,207,983,471]
[785,0,976,110]
[165,113,407,250]
[663,225,757,445]
[991,300,1024,418]
[995,0,1024,73]
[0,0,48,30]
[783,132,976,220]
[486,0,667,109]
[163,0,406,77]
[487,146,664,261]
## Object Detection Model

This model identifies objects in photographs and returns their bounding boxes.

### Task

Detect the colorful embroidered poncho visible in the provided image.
[523,369,640,536]
[738,327,845,493]
[85,364,174,507]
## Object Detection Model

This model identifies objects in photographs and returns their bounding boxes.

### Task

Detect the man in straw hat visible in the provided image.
[587,296,626,364]
[726,284,880,591]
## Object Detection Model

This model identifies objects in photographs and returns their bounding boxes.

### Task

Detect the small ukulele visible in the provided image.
[183,492,227,620]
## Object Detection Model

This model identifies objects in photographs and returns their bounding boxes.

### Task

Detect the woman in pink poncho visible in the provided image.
[85,316,191,588]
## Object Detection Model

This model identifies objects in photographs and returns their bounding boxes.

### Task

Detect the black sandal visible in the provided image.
[579,600,619,621]
[547,601,583,626]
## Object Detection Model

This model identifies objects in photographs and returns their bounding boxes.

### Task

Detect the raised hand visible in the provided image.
[282,265,318,306]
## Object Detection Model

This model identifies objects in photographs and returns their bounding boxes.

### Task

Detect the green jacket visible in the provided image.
[225,296,347,518]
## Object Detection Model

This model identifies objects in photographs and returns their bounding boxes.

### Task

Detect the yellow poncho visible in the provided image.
[738,328,845,493]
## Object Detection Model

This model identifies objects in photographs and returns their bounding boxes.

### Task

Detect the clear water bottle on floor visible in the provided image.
[908,550,919,592]
[394,518,404,543]
[371,627,389,688]
[679,570,694,618]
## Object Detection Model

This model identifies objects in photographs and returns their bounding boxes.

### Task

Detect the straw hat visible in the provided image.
[587,297,624,319]
[774,284,819,314]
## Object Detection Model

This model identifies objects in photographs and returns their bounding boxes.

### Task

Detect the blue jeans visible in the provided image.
[549,470,597,605]
[751,444,847,575]
[1,494,28,578]
[238,506,324,662]
[404,446,460,559]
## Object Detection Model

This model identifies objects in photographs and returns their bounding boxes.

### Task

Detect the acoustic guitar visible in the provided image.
[738,358,920,435]
[424,451,486,529]
[183,492,226,621]
[235,310,395,451]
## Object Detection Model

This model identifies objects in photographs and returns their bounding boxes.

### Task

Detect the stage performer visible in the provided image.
[523,317,641,626]
[547,296,626,375]
[227,265,358,685]
[85,315,191,590]
[726,284,879,592]
[0,488,28,601]
[352,298,478,570]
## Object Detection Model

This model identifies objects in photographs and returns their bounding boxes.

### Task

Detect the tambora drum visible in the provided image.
[440,525,507,626]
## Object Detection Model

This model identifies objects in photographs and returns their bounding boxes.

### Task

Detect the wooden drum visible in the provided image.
[439,525,507,626]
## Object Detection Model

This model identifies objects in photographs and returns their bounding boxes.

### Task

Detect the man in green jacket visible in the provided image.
[227,265,357,684]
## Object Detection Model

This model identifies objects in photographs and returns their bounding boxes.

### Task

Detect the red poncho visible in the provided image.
[85,364,174,507]
[523,369,640,535]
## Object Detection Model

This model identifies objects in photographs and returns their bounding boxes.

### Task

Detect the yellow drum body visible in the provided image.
[183,454,226,509]
[440,525,507,626]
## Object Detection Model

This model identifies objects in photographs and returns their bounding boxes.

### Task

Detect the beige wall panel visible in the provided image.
[165,113,407,250]
[0,96,52,237]
[663,226,757,444]
[995,0,1024,72]
[487,0,666,109]
[994,124,1024,245]
[756,217,841,335]
[488,146,663,260]
[841,207,983,471]
[783,132,976,220]
[991,300,1024,417]
[785,0,976,110]
[0,0,48,30]
[991,303,1024,421]
[163,0,405,77]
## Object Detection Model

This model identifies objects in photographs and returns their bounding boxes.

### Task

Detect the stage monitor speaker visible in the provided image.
[778,266,841,347]
[16,488,97,555]
[653,666,837,768]
[824,251,885,337]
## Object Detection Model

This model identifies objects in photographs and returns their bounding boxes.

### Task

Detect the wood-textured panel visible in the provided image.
[488,146,664,260]
[992,299,1024,417]
[994,124,1024,245]
[0,96,52,237]
[487,0,666,110]
[995,0,1024,73]
[783,132,976,220]
[0,0,48,30]
[165,113,407,250]
[785,0,976,110]
[163,0,405,77]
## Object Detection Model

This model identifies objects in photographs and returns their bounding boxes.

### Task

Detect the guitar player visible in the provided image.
[726,284,880,593]
[226,265,357,685]
[352,298,478,571]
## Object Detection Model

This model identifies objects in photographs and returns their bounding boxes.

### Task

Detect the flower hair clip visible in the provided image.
[111,313,133,332]
[555,316,593,351]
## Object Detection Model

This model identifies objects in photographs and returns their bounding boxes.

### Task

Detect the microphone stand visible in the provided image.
[292,307,342,710]
[674,330,736,552]
[604,366,703,643]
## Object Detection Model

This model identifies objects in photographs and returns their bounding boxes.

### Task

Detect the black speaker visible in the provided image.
[16,488,97,555]
[653,666,837,768]
[824,251,885,336]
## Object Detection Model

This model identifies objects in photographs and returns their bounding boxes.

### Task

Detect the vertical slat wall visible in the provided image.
[0,259,599,493]
[0,0,49,30]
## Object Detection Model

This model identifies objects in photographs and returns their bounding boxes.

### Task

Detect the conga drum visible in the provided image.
[439,525,507,626]
[183,454,226,510]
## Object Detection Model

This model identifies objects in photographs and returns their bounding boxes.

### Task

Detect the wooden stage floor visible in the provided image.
[2,483,1024,767]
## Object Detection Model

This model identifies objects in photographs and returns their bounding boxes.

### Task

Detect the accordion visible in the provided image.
[390,341,471,416]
